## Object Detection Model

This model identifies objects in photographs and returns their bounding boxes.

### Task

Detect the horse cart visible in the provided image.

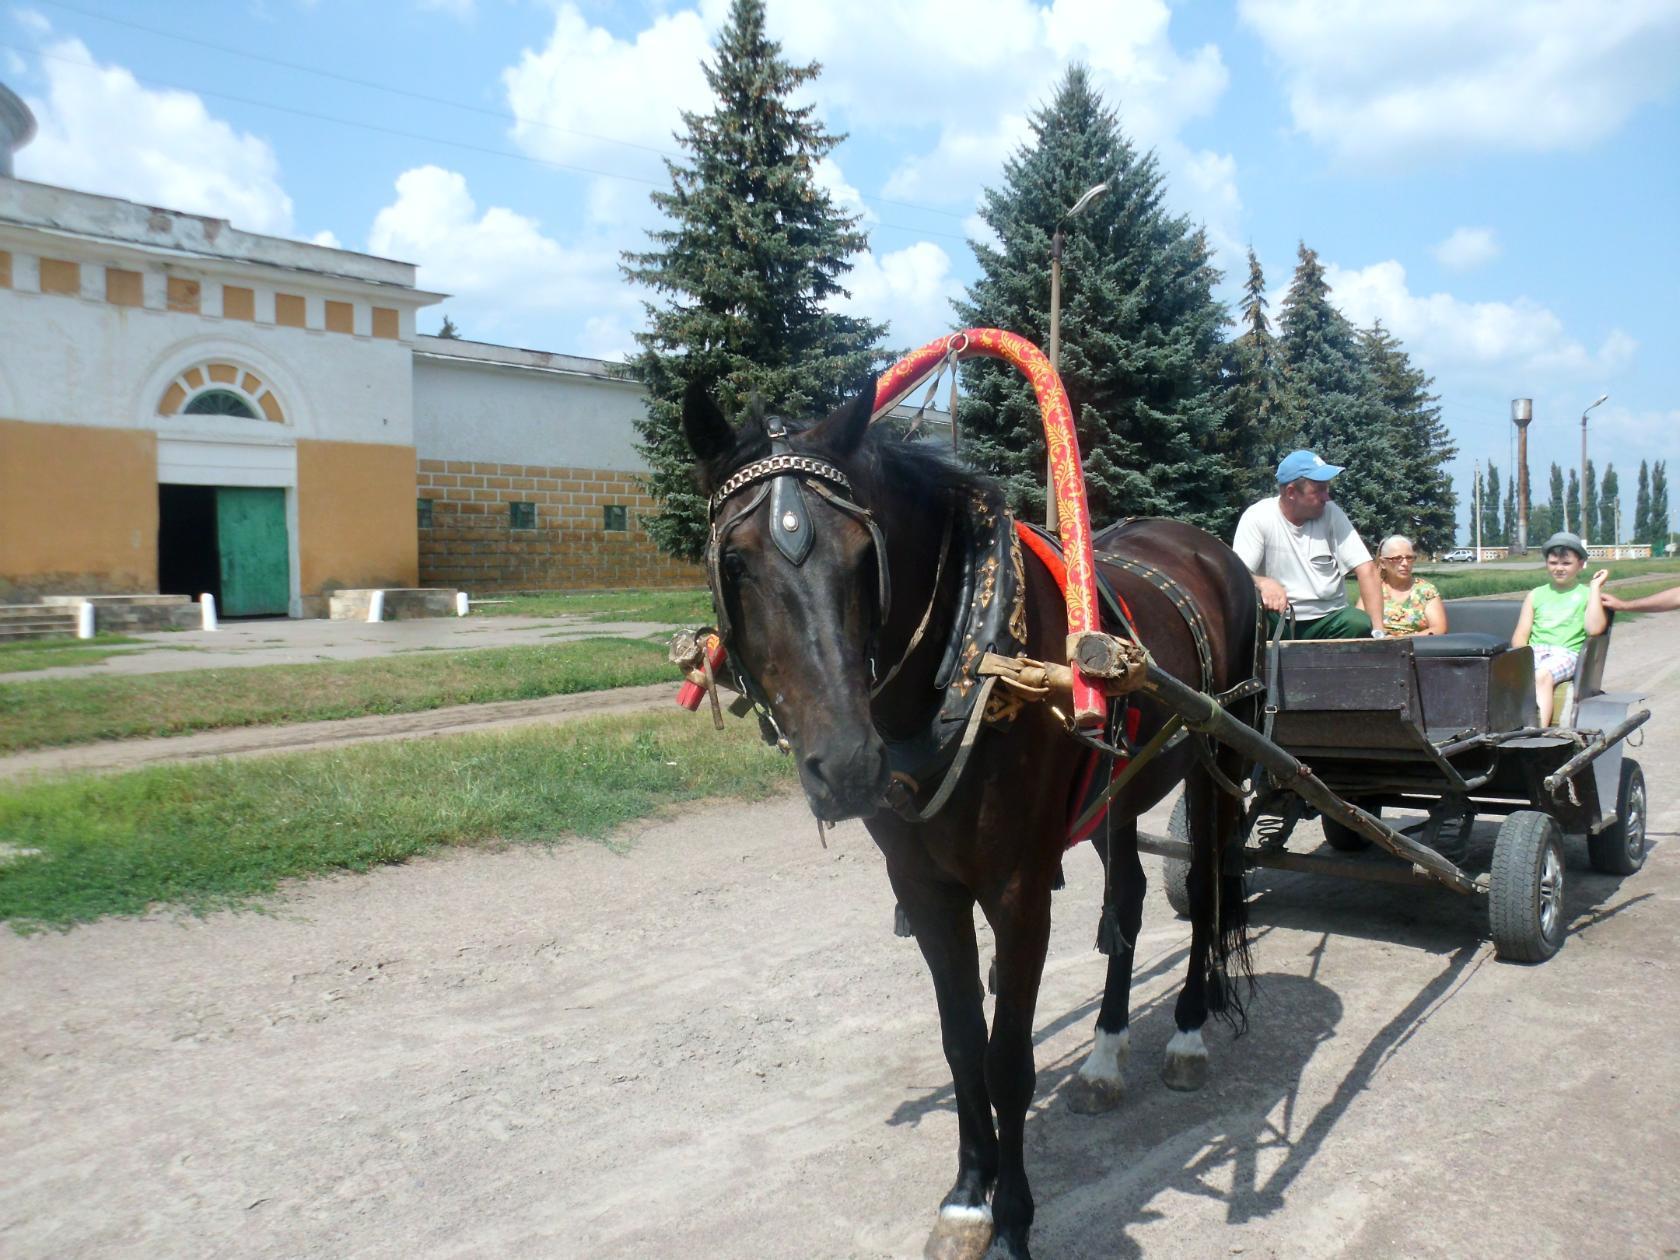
[667,326,1655,1257]
[1145,599,1650,963]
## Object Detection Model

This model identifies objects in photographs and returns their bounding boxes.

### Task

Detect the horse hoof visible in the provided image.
[925,1205,993,1260]
[1063,1073,1125,1114]
[1161,1028,1208,1092]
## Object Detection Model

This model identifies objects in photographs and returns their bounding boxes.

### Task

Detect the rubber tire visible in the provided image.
[1587,758,1647,876]
[1162,796,1193,920]
[1489,811,1567,963]
[1323,805,1376,853]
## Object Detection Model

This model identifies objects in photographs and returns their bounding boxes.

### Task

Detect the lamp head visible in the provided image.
[1068,182,1109,218]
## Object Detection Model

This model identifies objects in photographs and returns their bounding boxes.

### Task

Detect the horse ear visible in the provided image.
[681,377,736,464]
[809,377,878,457]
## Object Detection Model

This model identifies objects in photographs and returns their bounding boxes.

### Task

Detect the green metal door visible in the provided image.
[216,487,290,616]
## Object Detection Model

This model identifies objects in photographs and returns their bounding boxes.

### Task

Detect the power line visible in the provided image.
[5,37,975,245]
[26,0,973,226]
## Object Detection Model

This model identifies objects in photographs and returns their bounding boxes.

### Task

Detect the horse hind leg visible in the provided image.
[1163,772,1217,1091]
[1066,815,1143,1115]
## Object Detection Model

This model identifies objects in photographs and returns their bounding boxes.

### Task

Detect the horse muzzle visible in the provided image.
[797,739,891,823]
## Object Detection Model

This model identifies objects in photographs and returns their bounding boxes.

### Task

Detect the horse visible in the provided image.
[682,376,1258,1260]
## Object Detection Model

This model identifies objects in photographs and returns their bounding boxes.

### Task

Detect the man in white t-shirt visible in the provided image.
[1232,450,1383,639]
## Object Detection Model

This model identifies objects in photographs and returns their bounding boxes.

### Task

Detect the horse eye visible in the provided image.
[721,551,748,581]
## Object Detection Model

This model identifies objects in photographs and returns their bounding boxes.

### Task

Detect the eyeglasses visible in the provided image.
[1383,554,1416,563]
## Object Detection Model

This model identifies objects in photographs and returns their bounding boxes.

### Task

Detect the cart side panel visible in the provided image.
[1273,640,1430,752]
[1577,691,1643,830]
[1416,645,1537,735]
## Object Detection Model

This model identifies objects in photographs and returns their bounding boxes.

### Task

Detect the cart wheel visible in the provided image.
[1163,796,1193,919]
[1323,805,1376,853]
[1489,811,1566,963]
[1587,758,1647,876]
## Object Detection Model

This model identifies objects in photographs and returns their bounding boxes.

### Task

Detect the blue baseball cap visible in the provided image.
[1276,450,1343,484]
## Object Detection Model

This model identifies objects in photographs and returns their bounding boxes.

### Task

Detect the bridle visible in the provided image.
[704,417,894,741]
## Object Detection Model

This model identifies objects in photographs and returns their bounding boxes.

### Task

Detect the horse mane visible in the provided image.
[699,408,999,514]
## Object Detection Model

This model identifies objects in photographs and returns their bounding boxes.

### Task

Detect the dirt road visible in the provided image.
[2,624,1678,1258]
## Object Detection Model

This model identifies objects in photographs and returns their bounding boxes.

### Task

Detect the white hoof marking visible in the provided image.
[1165,1027,1206,1061]
[938,1204,993,1225]
[1077,1027,1131,1088]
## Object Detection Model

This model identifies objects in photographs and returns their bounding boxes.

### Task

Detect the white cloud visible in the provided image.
[1433,227,1501,272]
[1323,259,1637,383]
[501,4,711,177]
[309,229,342,249]
[832,241,963,345]
[1238,0,1680,166]
[368,166,633,340]
[13,8,50,36]
[3,49,24,75]
[16,37,295,235]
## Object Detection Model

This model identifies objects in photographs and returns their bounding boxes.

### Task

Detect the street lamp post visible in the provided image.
[1046,181,1108,534]
[1580,393,1608,547]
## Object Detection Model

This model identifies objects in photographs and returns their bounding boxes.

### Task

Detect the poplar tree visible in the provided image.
[622,0,887,560]
[1566,469,1581,538]
[1358,321,1457,555]
[955,66,1235,533]
[1549,463,1566,534]
[1482,463,1503,546]
[1650,461,1669,549]
[1600,464,1620,543]
[1634,460,1651,545]
[1583,459,1598,542]
[1275,244,1394,539]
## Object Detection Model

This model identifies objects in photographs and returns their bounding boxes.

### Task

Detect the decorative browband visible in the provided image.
[709,455,854,516]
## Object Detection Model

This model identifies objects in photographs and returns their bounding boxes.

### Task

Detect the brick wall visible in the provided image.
[416,459,701,591]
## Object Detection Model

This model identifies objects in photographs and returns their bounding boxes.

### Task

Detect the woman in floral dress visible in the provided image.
[1378,535,1447,637]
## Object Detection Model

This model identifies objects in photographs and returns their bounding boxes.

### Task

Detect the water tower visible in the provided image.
[0,81,36,178]
[1511,398,1533,553]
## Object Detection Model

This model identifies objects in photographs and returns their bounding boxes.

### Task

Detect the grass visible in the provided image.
[0,638,678,754]
[475,588,711,624]
[0,634,151,674]
[1361,559,1680,602]
[0,711,794,932]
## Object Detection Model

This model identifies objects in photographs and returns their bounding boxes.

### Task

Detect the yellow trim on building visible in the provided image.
[167,275,200,313]
[324,299,354,334]
[0,419,158,600]
[275,292,305,328]
[38,258,79,296]
[105,267,142,307]
[222,285,254,321]
[296,438,418,615]
[0,250,11,289]
[372,307,399,340]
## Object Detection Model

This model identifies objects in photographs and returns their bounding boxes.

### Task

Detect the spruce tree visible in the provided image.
[1222,248,1282,505]
[1583,459,1598,543]
[1358,322,1457,554]
[1275,244,1395,540]
[1650,461,1669,549]
[1549,463,1565,535]
[1566,469,1581,538]
[1599,464,1620,543]
[955,66,1235,533]
[1482,463,1503,546]
[437,314,460,339]
[622,0,887,560]
[1634,460,1651,545]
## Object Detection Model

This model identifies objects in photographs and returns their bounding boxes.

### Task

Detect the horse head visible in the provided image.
[684,378,892,822]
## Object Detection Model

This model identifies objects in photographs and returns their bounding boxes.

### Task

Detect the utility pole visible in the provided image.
[1581,393,1608,546]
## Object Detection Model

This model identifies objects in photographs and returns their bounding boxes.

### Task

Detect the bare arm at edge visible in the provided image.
[1602,583,1680,613]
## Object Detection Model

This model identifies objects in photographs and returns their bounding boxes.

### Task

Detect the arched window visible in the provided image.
[182,388,259,418]
[157,362,285,423]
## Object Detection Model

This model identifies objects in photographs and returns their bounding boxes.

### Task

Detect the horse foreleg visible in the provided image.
[978,878,1053,1260]
[1067,815,1144,1114]
[892,871,998,1260]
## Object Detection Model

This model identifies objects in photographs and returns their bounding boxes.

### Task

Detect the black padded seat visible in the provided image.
[1408,631,1508,657]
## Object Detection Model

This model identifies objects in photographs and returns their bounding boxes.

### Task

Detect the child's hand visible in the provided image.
[1590,569,1610,588]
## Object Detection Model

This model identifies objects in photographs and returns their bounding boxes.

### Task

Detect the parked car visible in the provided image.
[1442,548,1476,563]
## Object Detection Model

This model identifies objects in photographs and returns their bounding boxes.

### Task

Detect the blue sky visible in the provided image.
[3,0,1677,540]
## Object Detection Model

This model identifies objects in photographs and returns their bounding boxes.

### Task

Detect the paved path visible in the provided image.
[0,614,677,683]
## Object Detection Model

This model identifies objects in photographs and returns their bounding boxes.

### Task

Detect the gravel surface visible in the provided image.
[2,620,1677,1259]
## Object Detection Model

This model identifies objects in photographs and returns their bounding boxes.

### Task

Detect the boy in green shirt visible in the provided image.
[1511,532,1609,725]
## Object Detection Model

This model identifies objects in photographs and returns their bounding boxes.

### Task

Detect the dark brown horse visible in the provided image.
[683,378,1257,1260]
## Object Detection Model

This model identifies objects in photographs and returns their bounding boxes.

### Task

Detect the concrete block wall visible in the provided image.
[416,459,700,592]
